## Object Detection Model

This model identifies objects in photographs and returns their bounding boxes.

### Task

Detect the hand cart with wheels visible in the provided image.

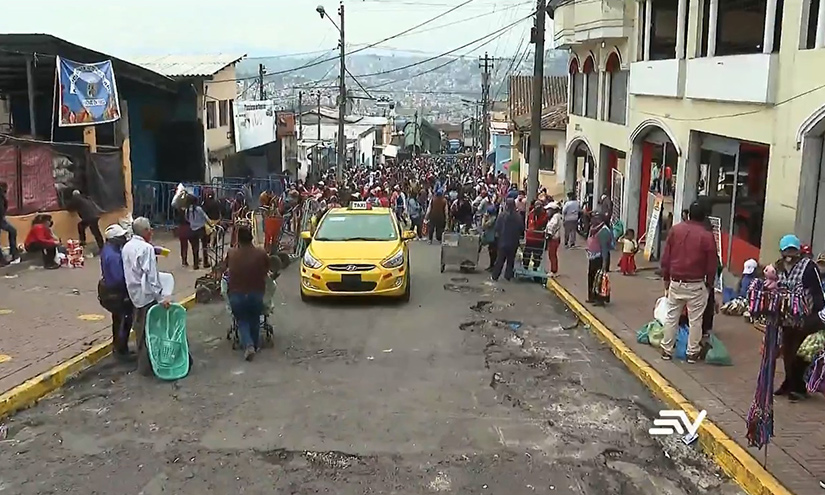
[440,231,481,273]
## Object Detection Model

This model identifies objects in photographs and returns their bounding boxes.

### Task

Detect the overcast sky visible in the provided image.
[2,0,548,59]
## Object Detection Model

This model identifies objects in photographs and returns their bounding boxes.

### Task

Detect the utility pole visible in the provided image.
[474,104,480,158]
[413,110,419,156]
[317,91,322,182]
[479,52,493,163]
[527,0,546,206]
[258,64,266,100]
[298,91,303,140]
[336,1,346,184]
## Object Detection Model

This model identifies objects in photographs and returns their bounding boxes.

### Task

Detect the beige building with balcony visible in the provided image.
[553,0,825,270]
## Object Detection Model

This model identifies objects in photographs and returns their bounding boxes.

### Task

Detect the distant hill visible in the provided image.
[237,50,569,123]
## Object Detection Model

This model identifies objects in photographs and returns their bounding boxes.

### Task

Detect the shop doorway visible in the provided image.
[691,133,769,272]
[631,132,678,260]
[565,138,596,210]
[797,106,825,255]
[600,145,626,222]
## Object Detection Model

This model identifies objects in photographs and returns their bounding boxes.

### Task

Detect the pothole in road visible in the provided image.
[470,300,515,313]
[284,348,353,364]
[443,283,483,294]
[444,283,505,294]
[259,449,363,470]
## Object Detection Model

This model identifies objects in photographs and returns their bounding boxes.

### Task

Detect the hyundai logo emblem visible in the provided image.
[346,265,358,271]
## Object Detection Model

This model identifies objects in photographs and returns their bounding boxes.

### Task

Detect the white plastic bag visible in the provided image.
[654,297,670,325]
[171,183,187,209]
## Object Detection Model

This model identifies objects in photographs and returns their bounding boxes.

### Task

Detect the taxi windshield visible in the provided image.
[315,213,397,241]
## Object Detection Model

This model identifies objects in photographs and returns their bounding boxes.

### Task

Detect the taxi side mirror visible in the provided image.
[300,231,313,241]
[401,230,416,241]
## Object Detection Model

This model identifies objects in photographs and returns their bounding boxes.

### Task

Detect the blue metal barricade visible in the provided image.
[211,175,288,200]
[133,180,239,229]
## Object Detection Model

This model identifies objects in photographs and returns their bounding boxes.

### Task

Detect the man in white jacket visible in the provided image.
[561,192,581,248]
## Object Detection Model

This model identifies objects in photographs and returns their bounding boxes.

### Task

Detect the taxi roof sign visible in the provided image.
[349,201,371,210]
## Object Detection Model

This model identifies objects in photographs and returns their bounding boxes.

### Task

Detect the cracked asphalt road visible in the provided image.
[0,242,744,495]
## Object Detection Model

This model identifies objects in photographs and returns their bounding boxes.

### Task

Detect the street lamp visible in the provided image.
[316,2,346,185]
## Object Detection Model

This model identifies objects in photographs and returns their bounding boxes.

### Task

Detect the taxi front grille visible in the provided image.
[328,264,376,272]
[327,281,377,292]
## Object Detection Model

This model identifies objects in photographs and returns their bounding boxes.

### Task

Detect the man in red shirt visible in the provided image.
[659,202,717,363]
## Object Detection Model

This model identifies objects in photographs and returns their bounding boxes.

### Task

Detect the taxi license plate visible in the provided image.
[341,274,362,286]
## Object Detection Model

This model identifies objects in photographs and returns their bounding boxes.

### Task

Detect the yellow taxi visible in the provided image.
[299,201,415,301]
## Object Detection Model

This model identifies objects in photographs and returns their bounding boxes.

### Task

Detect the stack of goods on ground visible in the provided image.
[66,240,84,268]
[636,296,732,366]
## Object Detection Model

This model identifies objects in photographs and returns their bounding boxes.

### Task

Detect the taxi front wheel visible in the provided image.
[400,269,411,302]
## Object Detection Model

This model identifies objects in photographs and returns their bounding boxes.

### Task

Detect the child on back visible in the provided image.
[617,228,638,275]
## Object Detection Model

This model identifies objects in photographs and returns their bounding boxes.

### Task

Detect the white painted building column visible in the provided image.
[816,0,825,48]
[675,0,688,59]
[707,0,719,56]
[763,0,777,54]
[643,0,653,60]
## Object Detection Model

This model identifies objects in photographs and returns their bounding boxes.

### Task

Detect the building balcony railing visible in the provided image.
[685,53,778,105]
[551,0,633,49]
[628,59,684,99]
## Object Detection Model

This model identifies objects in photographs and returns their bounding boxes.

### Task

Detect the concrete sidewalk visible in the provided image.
[549,246,824,495]
[0,236,201,396]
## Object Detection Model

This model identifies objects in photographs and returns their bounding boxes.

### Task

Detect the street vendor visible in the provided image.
[773,234,824,401]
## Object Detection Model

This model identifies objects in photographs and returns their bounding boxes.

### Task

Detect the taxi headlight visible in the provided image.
[381,250,405,269]
[302,251,323,269]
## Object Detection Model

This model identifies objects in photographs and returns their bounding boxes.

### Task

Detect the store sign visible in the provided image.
[233,100,278,152]
[56,56,121,127]
[611,169,624,223]
[708,216,723,292]
[644,194,664,261]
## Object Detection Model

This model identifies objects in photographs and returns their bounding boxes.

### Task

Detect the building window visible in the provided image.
[650,0,678,59]
[375,128,384,146]
[583,56,598,119]
[802,0,822,49]
[605,53,628,125]
[219,100,229,127]
[638,0,648,60]
[701,0,784,56]
[540,145,555,171]
[206,101,217,129]
[570,59,584,116]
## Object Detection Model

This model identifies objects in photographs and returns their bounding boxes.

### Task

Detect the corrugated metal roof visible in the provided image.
[508,75,568,117]
[127,54,245,77]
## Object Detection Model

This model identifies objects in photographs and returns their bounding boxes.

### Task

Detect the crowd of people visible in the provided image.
[287,155,583,283]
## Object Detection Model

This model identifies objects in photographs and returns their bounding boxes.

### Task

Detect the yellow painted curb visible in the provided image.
[0,294,198,420]
[546,279,793,495]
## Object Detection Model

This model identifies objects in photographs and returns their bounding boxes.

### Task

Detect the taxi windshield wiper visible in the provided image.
[342,236,389,241]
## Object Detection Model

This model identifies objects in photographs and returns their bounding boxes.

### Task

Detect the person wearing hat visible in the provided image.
[98,224,134,360]
[737,258,758,299]
[545,201,563,276]
[773,233,825,400]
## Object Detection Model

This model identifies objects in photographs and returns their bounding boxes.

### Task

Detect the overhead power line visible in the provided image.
[361,14,532,91]
[269,12,534,93]
[211,0,479,83]
[352,11,536,79]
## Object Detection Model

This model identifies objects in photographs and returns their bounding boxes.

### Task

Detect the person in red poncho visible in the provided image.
[523,200,548,270]
[25,214,61,269]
